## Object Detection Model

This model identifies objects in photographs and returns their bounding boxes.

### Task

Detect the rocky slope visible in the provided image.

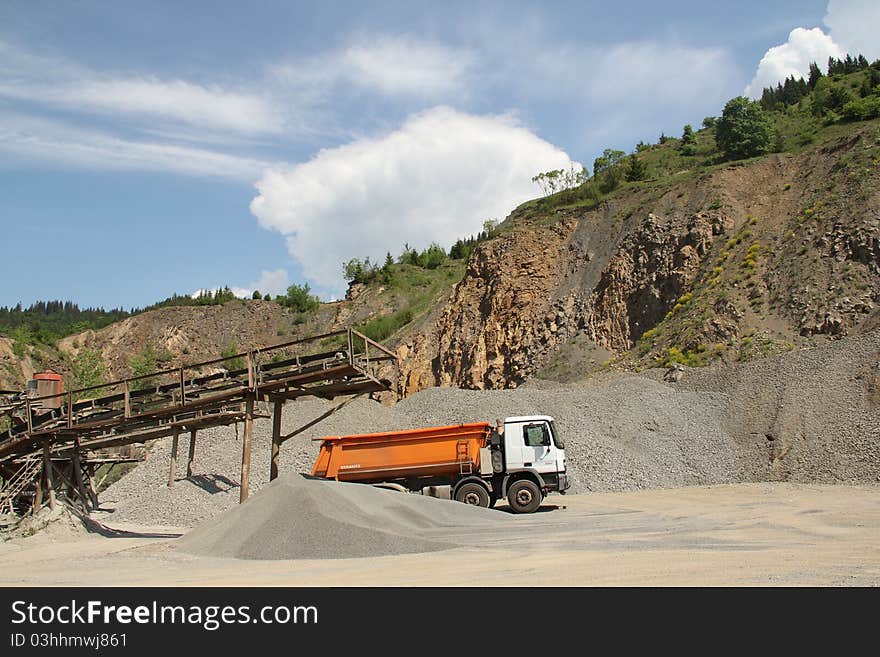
[396,123,880,392]
[5,124,878,402]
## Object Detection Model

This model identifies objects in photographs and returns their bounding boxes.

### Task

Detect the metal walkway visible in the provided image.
[0,328,397,516]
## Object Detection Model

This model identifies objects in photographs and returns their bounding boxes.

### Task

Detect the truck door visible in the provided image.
[521,422,557,475]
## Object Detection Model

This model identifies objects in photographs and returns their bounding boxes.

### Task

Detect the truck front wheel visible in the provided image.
[506,479,542,513]
[454,482,490,507]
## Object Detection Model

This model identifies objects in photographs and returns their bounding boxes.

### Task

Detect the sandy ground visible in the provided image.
[1,482,878,586]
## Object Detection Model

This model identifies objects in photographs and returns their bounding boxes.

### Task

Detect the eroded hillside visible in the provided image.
[396,123,880,392]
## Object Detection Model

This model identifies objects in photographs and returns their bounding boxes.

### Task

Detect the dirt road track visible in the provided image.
[1,483,878,586]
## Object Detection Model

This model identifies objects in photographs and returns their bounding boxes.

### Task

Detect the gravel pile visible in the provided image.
[101,330,880,529]
[671,329,880,484]
[177,472,504,560]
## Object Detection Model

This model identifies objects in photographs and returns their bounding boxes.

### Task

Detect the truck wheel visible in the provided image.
[454,482,490,507]
[506,479,542,514]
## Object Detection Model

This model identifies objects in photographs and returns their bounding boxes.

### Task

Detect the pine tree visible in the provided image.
[624,154,648,181]
[808,62,823,88]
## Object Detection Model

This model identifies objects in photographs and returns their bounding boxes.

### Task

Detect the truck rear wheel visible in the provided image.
[454,482,490,508]
[506,479,542,514]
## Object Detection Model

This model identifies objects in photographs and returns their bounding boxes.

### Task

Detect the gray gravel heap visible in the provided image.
[101,330,880,529]
[177,472,504,560]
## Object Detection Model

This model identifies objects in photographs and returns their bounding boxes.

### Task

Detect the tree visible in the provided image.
[680,124,696,155]
[808,61,823,88]
[343,258,377,284]
[531,169,562,196]
[282,283,320,312]
[129,344,157,391]
[531,164,586,196]
[251,290,262,300]
[70,348,107,397]
[593,148,625,192]
[715,96,772,160]
[422,243,447,269]
[812,77,855,116]
[624,154,648,181]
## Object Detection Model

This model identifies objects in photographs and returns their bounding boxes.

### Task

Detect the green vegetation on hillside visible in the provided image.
[520,55,880,218]
[0,301,129,345]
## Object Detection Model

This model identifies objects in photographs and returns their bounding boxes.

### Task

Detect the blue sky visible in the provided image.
[1,0,877,309]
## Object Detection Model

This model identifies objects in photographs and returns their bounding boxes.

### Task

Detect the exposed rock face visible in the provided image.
[398,128,880,392]
[585,210,731,351]
[434,221,576,389]
[397,207,732,390]
[0,337,35,390]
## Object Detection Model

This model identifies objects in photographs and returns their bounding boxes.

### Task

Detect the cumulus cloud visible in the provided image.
[745,27,845,98]
[824,0,880,61]
[250,107,578,296]
[744,1,880,98]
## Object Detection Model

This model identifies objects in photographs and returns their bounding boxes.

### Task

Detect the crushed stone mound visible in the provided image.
[102,330,880,529]
[176,473,505,560]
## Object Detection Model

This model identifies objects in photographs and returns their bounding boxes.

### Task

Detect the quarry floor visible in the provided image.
[1,482,878,587]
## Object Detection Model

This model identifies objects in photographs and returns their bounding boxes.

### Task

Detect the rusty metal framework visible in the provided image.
[0,328,397,517]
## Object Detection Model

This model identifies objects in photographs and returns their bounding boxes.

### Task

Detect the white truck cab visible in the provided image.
[486,415,569,513]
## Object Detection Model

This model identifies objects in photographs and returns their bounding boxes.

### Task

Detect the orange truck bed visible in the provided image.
[311,423,492,482]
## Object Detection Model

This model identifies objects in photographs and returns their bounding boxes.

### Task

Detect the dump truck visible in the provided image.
[311,416,569,513]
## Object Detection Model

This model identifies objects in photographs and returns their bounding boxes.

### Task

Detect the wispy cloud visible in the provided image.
[0,41,285,136]
[273,34,473,99]
[824,0,880,61]
[0,112,269,180]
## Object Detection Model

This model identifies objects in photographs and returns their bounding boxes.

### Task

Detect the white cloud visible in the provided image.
[744,1,880,98]
[232,269,291,298]
[339,36,472,96]
[193,269,290,300]
[824,0,880,61]
[744,27,845,98]
[274,35,472,98]
[466,30,737,146]
[56,79,282,135]
[0,41,285,136]
[250,106,578,296]
[0,112,269,180]
[585,42,733,106]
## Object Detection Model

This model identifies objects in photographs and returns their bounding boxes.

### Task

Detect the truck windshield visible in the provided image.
[550,421,564,449]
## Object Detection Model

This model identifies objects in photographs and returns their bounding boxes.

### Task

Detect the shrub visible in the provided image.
[71,348,108,397]
[358,309,414,342]
[221,343,245,372]
[129,344,158,391]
